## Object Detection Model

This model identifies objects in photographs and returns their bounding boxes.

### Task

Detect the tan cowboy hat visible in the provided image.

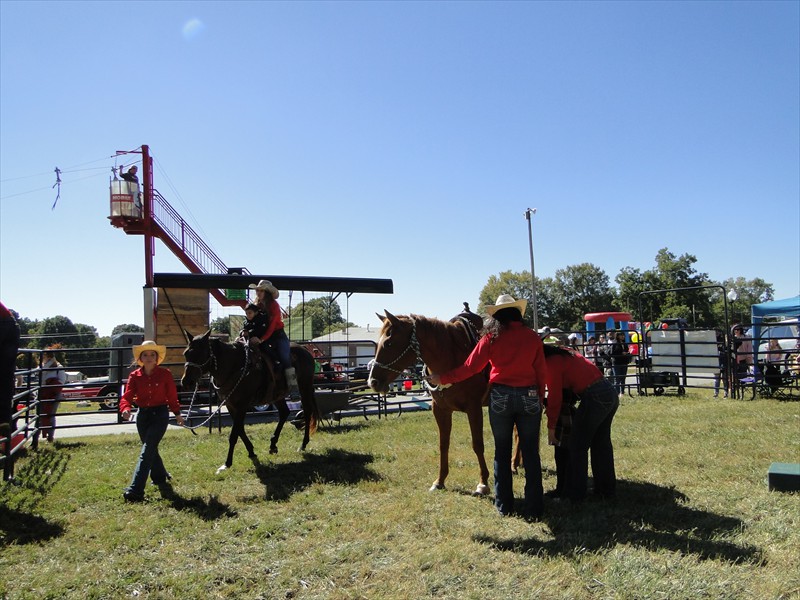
[248,279,279,299]
[133,340,167,366]
[485,294,527,317]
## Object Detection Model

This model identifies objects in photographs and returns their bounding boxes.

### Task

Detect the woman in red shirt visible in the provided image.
[544,344,618,502]
[429,294,547,520]
[248,280,299,400]
[120,341,185,502]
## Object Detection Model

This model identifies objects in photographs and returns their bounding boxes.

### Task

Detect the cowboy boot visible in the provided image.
[285,367,301,400]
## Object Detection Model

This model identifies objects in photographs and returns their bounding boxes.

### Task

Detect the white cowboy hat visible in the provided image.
[485,294,527,317]
[133,340,167,366]
[248,279,279,299]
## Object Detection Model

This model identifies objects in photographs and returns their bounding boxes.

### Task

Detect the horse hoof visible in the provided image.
[215,465,228,475]
[429,483,445,492]
[269,447,278,455]
[474,484,490,496]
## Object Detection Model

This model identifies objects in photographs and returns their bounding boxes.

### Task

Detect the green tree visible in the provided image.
[74,324,98,347]
[478,270,537,327]
[286,296,347,339]
[112,324,144,336]
[549,263,616,329]
[28,315,78,350]
[615,248,714,327]
[478,267,614,331]
[210,316,231,335]
[715,277,774,325]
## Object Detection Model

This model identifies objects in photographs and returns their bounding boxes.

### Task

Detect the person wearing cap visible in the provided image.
[542,344,619,502]
[248,280,300,400]
[119,340,185,502]
[429,294,548,520]
[120,164,139,183]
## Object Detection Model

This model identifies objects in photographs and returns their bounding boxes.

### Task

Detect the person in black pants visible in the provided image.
[0,301,20,439]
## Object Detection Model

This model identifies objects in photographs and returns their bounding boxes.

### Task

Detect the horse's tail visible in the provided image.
[307,392,321,435]
[292,344,322,435]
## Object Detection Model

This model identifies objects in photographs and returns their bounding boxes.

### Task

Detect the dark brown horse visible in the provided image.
[368,308,490,494]
[180,329,320,474]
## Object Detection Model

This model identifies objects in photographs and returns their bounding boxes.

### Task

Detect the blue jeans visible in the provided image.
[262,329,291,368]
[488,384,543,516]
[126,405,171,497]
[569,378,619,501]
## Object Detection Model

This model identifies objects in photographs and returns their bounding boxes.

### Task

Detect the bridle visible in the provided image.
[371,319,424,377]
[180,337,250,430]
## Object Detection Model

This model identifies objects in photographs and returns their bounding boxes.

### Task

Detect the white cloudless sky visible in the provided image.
[1,0,798,337]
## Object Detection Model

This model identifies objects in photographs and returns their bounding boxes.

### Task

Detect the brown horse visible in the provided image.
[368,308,490,495]
[180,329,321,475]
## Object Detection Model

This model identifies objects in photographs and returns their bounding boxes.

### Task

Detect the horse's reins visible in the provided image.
[181,339,251,431]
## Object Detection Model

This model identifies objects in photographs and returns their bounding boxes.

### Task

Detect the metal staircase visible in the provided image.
[109,185,248,307]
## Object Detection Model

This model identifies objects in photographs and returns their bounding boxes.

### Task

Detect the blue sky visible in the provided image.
[1,1,798,337]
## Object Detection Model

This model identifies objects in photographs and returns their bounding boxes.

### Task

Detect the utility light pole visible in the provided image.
[524,208,538,331]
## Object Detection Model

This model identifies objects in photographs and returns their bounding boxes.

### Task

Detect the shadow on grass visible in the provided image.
[252,447,381,501]
[0,443,75,546]
[157,485,239,521]
[0,505,65,546]
[317,421,371,435]
[473,479,763,564]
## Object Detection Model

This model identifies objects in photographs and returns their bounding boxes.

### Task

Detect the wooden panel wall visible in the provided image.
[156,288,209,377]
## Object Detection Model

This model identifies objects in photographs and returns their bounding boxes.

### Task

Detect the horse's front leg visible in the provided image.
[270,400,290,454]
[466,405,490,495]
[217,415,241,475]
[217,412,255,475]
[430,403,452,492]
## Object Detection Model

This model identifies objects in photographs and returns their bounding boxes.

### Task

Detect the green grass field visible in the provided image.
[1,391,798,599]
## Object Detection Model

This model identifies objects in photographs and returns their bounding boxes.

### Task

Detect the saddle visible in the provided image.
[247,343,289,403]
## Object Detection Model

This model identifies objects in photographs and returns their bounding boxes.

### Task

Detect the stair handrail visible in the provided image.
[150,188,228,276]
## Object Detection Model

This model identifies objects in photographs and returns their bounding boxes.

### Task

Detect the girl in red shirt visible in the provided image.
[248,280,299,400]
[120,341,184,502]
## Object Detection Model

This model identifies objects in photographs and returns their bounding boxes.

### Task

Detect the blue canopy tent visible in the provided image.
[750,295,800,361]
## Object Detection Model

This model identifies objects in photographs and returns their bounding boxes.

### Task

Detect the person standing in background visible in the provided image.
[0,301,20,439]
[39,346,66,442]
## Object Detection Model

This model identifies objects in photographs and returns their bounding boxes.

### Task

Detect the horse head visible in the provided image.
[368,311,419,393]
[181,329,213,390]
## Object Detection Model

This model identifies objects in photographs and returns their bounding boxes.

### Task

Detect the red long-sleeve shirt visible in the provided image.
[544,352,604,429]
[440,321,547,400]
[119,366,181,415]
[259,300,285,342]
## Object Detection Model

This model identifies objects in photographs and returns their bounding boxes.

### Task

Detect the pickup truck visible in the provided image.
[60,374,122,410]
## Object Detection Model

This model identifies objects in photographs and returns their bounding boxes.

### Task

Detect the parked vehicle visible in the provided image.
[60,376,122,410]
